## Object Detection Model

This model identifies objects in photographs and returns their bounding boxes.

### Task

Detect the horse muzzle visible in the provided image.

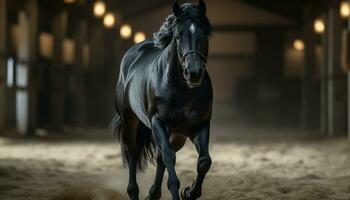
[183,67,204,88]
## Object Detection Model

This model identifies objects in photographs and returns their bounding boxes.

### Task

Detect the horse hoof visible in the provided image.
[180,187,191,200]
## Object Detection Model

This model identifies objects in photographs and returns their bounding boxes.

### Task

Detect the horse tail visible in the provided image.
[111,113,122,137]
[112,112,156,170]
[112,79,156,170]
[136,122,157,170]
[111,112,129,168]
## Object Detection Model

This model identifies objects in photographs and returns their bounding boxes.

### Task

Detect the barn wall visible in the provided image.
[0,0,6,130]
[128,0,296,124]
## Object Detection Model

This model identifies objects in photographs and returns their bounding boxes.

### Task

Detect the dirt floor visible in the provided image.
[1,124,350,200]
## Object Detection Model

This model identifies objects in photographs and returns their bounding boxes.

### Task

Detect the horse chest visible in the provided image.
[157,98,207,132]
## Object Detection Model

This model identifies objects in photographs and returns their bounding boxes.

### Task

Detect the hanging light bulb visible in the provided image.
[64,0,76,3]
[314,18,325,34]
[120,24,132,39]
[134,32,146,44]
[340,1,350,18]
[94,1,106,18]
[103,13,116,28]
[293,39,304,51]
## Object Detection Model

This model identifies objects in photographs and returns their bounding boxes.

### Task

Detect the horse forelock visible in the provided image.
[153,3,212,49]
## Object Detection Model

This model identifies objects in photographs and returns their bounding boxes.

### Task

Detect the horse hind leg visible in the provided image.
[135,122,163,200]
[120,111,141,200]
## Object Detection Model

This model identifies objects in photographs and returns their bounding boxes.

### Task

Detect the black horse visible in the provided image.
[112,1,213,199]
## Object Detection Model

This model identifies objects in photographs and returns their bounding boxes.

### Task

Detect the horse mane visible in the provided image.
[153,14,176,49]
[153,3,213,49]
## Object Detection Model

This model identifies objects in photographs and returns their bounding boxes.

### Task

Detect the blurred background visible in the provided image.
[1,0,350,199]
[0,0,350,135]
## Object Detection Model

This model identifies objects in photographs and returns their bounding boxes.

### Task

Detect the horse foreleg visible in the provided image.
[182,123,212,200]
[146,134,187,200]
[151,114,181,200]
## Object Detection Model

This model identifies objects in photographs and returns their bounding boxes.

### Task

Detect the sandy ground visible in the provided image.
[1,124,350,200]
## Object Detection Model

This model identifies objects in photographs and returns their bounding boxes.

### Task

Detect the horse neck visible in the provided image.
[159,39,187,89]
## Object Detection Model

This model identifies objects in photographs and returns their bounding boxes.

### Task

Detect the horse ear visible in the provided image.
[172,0,181,17]
[198,0,206,14]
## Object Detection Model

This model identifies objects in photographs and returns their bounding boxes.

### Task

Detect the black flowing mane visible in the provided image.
[153,3,213,49]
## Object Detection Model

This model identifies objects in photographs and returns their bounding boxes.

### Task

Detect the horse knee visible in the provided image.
[197,156,212,173]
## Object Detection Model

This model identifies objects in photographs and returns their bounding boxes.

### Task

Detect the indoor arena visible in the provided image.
[1,0,350,200]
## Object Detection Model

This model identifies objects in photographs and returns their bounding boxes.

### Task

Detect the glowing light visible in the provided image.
[293,39,304,51]
[134,32,146,44]
[314,19,325,34]
[6,58,14,87]
[340,1,350,18]
[103,13,115,28]
[120,24,132,39]
[64,0,75,4]
[94,1,106,18]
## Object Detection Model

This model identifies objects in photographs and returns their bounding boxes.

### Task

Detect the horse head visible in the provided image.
[172,0,211,88]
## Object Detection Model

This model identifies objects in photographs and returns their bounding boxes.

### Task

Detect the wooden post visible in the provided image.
[87,26,104,124]
[51,11,67,130]
[71,20,87,127]
[325,3,345,136]
[348,0,350,138]
[0,0,6,131]
[320,14,328,135]
[301,5,317,128]
[16,0,39,134]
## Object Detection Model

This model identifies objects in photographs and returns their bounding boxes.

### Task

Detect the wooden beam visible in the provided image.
[209,53,255,61]
[16,0,39,135]
[213,24,299,32]
[239,0,304,23]
[0,0,7,131]
[71,19,87,127]
[320,14,328,135]
[325,4,346,136]
[123,0,172,20]
[300,5,318,129]
[348,0,350,138]
[50,10,68,130]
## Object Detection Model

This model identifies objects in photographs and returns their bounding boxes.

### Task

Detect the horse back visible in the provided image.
[119,40,161,83]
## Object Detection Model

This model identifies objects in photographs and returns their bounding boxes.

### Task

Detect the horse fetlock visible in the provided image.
[181,187,200,200]
[189,187,202,199]
[148,185,162,200]
[127,184,140,197]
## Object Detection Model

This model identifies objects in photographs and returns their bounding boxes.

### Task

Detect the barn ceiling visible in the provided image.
[6,0,328,34]
[240,0,328,23]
